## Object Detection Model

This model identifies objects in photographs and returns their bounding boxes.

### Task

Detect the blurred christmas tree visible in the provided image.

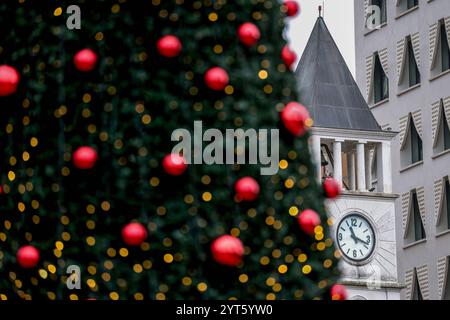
[0,0,341,300]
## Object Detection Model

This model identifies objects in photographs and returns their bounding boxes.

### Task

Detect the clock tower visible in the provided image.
[295,17,403,300]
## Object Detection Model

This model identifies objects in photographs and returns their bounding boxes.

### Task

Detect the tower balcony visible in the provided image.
[310,127,397,194]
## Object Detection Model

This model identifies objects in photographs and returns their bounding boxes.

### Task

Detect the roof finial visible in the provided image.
[318,5,322,17]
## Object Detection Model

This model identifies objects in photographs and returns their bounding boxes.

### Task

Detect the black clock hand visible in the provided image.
[356,237,370,246]
[349,227,358,244]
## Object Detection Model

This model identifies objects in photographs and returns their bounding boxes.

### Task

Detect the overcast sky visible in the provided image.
[286,0,355,76]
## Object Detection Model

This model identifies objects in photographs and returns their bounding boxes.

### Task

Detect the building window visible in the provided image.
[400,114,423,168]
[398,35,421,91]
[407,38,421,87]
[412,191,426,241]
[410,118,423,164]
[433,21,450,76]
[413,272,423,300]
[444,258,450,300]
[396,0,418,17]
[433,100,450,154]
[445,112,450,151]
[436,177,450,233]
[441,23,450,72]
[407,0,418,10]
[371,0,387,25]
[403,189,426,245]
[374,54,389,103]
[446,179,450,230]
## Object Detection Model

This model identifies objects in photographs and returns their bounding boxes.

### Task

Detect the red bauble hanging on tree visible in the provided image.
[157,35,182,58]
[73,146,98,169]
[162,154,187,176]
[281,102,311,137]
[298,209,321,236]
[238,22,261,47]
[74,48,98,72]
[235,177,260,201]
[211,235,244,267]
[281,45,297,70]
[284,0,300,17]
[204,67,229,91]
[0,65,20,96]
[323,177,341,199]
[16,245,40,268]
[122,222,148,246]
[331,284,348,300]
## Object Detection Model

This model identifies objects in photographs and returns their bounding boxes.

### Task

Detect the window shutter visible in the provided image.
[431,100,442,146]
[364,0,369,26]
[399,115,410,149]
[437,257,449,300]
[402,191,411,238]
[404,268,415,300]
[411,110,423,139]
[430,22,439,69]
[434,178,444,225]
[443,96,450,130]
[397,38,407,84]
[366,54,375,101]
[416,186,427,229]
[378,48,389,76]
[411,32,421,69]
[416,265,430,300]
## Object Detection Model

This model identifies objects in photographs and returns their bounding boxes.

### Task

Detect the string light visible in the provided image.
[0,1,339,301]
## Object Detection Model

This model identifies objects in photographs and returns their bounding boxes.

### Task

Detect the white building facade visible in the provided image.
[354,0,450,300]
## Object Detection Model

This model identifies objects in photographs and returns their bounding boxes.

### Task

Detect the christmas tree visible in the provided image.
[0,1,341,300]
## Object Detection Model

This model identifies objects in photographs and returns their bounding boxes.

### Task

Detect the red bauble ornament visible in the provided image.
[74,49,98,72]
[281,102,310,137]
[162,154,187,176]
[284,0,300,17]
[157,35,182,58]
[323,177,341,199]
[238,22,261,47]
[298,209,321,236]
[73,146,98,169]
[331,284,348,300]
[122,222,148,246]
[204,67,229,91]
[281,45,297,70]
[211,235,244,267]
[16,245,40,269]
[0,65,20,96]
[235,177,260,201]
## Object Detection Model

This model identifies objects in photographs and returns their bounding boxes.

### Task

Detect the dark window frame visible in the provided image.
[443,107,450,151]
[446,179,450,230]
[373,53,389,103]
[413,272,423,300]
[440,23,450,72]
[407,38,421,87]
[407,0,418,10]
[371,0,387,25]
[412,191,425,242]
[410,118,423,164]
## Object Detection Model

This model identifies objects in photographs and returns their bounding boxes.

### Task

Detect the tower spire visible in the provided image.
[294,15,382,132]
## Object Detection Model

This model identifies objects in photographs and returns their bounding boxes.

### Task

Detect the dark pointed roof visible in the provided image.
[295,17,382,132]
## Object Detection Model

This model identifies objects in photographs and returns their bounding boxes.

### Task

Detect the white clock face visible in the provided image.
[336,213,376,263]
